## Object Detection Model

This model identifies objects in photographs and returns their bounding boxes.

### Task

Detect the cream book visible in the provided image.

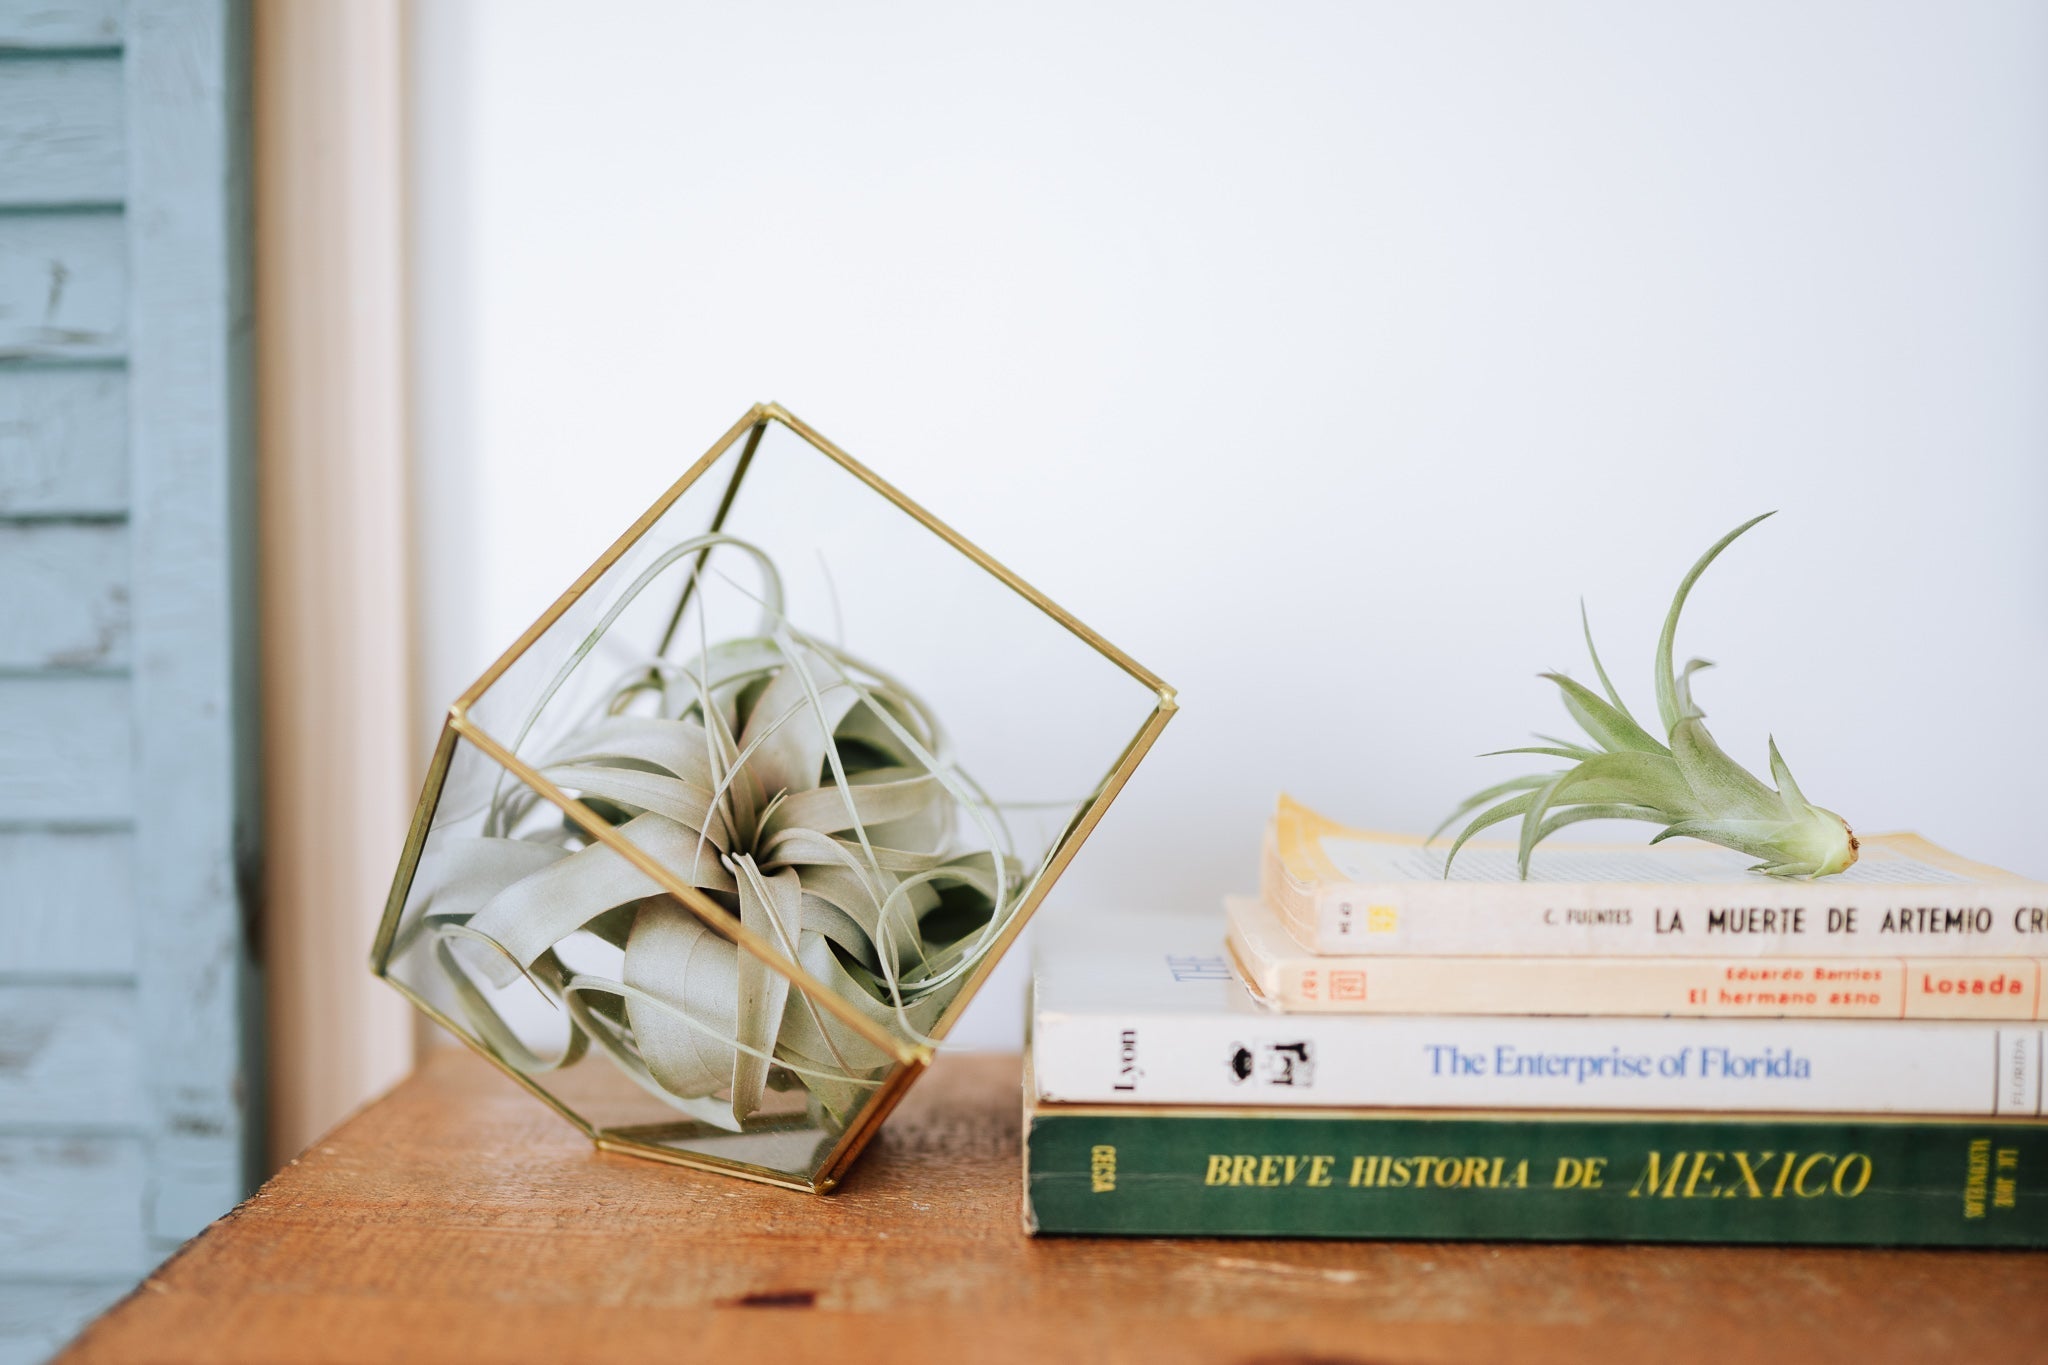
[1227,894,2047,1020]
[1265,795,2048,958]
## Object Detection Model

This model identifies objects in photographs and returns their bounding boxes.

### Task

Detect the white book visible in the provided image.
[1030,912,2048,1116]
[1265,795,2048,957]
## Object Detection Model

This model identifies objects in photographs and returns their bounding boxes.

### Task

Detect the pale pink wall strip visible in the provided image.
[253,0,419,1167]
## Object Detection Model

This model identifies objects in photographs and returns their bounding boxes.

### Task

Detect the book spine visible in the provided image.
[1031,1010,2048,1116]
[1290,877,2048,958]
[1025,1105,2048,1245]
[1256,955,2048,1020]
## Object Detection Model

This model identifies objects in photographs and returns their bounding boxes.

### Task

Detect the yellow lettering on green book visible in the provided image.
[1090,1145,1115,1193]
[1629,1150,1872,1199]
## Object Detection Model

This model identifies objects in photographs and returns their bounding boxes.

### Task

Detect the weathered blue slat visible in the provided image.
[0,367,127,517]
[0,1,120,50]
[0,985,140,1127]
[0,675,131,821]
[0,57,124,206]
[0,522,128,668]
[0,1136,145,1277]
[1,829,134,976]
[0,211,124,360]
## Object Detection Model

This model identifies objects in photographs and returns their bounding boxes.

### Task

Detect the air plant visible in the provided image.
[1434,512,1857,880]
[394,532,1021,1132]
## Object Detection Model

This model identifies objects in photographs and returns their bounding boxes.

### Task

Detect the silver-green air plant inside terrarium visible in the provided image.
[1436,513,1857,881]
[372,406,1174,1191]
[401,535,1013,1130]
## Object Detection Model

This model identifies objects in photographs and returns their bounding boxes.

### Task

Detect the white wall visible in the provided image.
[410,1,2048,1049]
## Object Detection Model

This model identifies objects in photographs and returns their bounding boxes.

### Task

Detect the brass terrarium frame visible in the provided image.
[371,403,1175,1192]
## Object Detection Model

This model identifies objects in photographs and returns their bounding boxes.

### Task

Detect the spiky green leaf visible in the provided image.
[1441,793,1537,875]
[1429,772,1557,843]
[1579,601,1634,721]
[1517,772,1570,879]
[1674,657,1714,720]
[1669,717,1781,822]
[1532,732,1599,755]
[1542,672,1668,755]
[1655,512,1773,734]
[1549,749,1699,814]
[1650,817,1796,864]
[1767,735,1806,813]
[1531,803,1667,845]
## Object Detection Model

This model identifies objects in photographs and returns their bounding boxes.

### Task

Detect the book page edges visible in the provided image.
[1020,1044,1041,1235]
[1260,824,1321,952]
[1863,831,2035,884]
[1225,893,1296,1001]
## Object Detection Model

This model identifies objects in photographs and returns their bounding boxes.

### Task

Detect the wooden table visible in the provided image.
[61,1048,2047,1364]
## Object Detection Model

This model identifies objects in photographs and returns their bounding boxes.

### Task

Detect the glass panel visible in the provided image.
[378,727,599,1123]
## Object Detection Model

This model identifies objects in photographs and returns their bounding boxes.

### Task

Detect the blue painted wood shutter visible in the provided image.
[0,1,258,1359]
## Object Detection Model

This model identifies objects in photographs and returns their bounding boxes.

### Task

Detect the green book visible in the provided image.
[1025,1082,2048,1246]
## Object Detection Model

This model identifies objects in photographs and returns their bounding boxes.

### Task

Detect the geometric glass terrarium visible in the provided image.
[372,405,1175,1191]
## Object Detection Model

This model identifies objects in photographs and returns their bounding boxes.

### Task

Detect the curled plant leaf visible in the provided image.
[1434,513,1858,880]
[397,533,1022,1131]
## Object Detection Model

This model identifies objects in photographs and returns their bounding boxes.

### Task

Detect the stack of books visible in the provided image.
[1023,795,2048,1244]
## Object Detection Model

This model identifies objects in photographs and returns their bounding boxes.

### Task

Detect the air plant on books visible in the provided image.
[1434,513,1858,881]
[395,533,1021,1131]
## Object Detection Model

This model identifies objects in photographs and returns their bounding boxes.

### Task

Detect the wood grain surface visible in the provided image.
[60,1048,2048,1365]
